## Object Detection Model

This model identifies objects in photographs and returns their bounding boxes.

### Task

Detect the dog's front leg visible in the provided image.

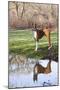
[35,41,38,51]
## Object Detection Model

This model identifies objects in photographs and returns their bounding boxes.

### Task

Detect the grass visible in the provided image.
[8,29,58,59]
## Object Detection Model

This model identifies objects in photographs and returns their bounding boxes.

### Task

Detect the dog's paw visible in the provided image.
[48,45,52,50]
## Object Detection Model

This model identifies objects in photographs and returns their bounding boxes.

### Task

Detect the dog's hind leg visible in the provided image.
[43,28,52,50]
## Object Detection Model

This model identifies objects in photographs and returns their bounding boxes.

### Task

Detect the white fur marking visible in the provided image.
[34,31,37,39]
[35,67,38,74]
[33,31,38,51]
[48,45,52,50]
[35,41,38,51]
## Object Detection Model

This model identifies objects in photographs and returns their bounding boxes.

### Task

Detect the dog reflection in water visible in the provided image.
[33,60,51,82]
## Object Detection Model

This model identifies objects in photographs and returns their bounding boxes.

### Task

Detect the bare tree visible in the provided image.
[21,2,25,18]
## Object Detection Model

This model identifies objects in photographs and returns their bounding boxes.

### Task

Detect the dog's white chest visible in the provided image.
[33,31,37,39]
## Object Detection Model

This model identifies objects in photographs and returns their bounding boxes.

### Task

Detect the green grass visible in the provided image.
[9,29,58,59]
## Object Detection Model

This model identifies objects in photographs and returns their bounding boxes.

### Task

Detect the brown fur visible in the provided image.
[33,22,51,50]
[33,28,51,50]
[33,60,51,81]
[34,30,45,41]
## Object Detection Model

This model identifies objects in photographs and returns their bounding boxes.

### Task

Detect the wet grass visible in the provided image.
[8,29,58,59]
